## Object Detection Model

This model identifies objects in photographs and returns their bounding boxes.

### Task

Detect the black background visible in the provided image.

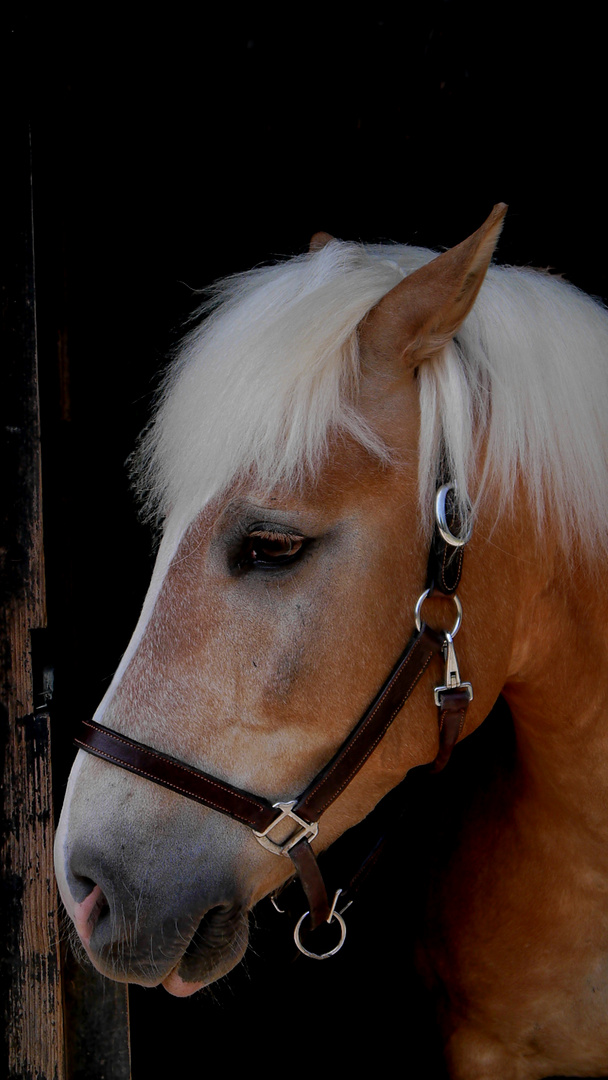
[5,9,606,1077]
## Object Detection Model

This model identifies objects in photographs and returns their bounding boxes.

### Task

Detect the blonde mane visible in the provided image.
[132,239,608,552]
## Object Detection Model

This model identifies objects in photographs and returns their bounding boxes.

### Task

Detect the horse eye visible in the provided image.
[246,530,305,568]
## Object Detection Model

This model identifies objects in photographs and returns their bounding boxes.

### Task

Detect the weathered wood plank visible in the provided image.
[25,94,133,1075]
[0,118,66,1077]
[62,951,131,1080]
[0,704,65,1079]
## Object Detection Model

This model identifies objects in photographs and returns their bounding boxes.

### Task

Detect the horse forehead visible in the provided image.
[132,508,225,653]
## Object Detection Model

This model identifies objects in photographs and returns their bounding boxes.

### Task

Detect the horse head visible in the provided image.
[55,204,543,995]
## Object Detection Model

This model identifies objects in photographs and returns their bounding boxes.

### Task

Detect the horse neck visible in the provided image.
[502,542,608,835]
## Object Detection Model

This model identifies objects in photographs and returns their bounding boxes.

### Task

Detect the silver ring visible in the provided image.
[435,484,472,547]
[414,589,462,637]
[293,910,347,960]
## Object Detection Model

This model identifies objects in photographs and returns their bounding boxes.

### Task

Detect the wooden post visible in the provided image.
[1,106,132,1077]
[0,120,65,1077]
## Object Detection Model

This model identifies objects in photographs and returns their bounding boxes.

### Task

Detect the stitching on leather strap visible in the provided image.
[74,740,264,826]
[77,721,275,828]
[298,633,439,818]
[308,651,435,816]
[440,541,464,593]
[438,706,467,737]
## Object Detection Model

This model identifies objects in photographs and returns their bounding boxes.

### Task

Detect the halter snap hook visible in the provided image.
[434,631,473,706]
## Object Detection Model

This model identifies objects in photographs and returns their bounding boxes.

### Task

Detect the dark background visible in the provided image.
[5,9,606,1076]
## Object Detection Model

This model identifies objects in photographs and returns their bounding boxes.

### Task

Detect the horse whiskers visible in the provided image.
[64,919,90,967]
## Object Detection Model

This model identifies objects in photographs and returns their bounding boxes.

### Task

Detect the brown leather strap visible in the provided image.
[288,838,331,928]
[293,625,444,824]
[431,686,472,773]
[76,624,444,835]
[75,721,278,832]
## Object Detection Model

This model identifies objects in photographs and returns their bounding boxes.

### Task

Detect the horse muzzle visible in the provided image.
[55,754,257,993]
[70,881,249,993]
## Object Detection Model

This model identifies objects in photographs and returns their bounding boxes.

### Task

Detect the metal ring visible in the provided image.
[414,589,462,637]
[293,910,347,960]
[435,484,472,548]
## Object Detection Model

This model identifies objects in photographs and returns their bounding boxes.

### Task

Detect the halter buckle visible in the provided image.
[435,483,472,547]
[253,800,319,857]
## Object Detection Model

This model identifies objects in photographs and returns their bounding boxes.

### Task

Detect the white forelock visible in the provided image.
[132,238,608,554]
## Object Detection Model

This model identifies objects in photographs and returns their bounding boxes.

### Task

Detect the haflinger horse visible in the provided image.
[55,205,608,1079]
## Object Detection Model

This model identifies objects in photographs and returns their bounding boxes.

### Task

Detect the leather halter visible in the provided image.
[76,484,472,957]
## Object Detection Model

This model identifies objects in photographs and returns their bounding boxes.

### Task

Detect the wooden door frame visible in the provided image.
[1,114,131,1080]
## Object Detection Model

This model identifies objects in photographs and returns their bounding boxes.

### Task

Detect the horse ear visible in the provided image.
[309,231,335,253]
[360,203,507,367]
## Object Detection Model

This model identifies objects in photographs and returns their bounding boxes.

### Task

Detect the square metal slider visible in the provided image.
[253,800,319,857]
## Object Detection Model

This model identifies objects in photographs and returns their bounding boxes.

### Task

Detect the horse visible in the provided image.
[54,205,608,1079]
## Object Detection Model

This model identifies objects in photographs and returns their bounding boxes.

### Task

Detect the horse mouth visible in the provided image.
[73,893,250,994]
[161,903,250,997]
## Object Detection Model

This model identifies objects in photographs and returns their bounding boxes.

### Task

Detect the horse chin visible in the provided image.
[160,904,250,997]
[162,970,204,997]
[71,897,250,994]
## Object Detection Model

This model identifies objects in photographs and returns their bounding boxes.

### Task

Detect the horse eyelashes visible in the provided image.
[240,529,306,570]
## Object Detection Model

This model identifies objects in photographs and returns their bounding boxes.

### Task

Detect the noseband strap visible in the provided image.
[75,484,472,950]
[75,720,279,832]
[76,622,444,926]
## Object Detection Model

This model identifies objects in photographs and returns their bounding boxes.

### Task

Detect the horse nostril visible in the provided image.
[70,874,97,904]
[73,884,109,948]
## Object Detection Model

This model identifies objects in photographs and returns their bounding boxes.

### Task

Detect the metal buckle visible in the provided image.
[435,483,472,547]
[253,800,319,857]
